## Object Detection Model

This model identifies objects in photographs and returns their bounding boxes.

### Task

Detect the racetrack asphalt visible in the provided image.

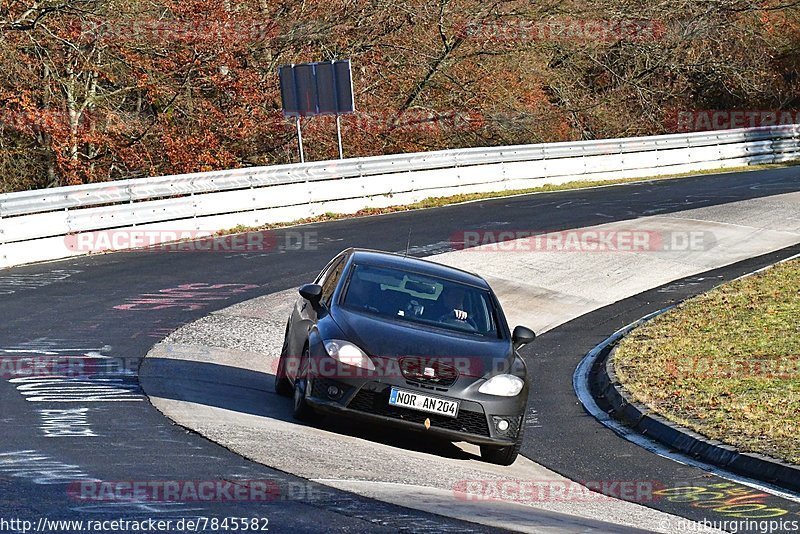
[523,244,800,533]
[0,167,798,532]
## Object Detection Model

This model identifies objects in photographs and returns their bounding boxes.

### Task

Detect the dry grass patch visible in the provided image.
[615,259,800,465]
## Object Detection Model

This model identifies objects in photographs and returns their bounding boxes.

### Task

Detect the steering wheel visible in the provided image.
[436,311,478,331]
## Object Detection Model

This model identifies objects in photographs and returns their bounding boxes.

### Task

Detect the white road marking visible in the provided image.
[10,376,143,402]
[38,408,97,438]
[0,450,95,484]
[0,270,82,295]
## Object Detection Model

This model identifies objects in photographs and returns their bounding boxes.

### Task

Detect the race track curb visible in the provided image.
[593,323,800,494]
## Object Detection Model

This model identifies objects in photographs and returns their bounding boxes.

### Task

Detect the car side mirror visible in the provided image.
[299,283,323,307]
[512,325,536,348]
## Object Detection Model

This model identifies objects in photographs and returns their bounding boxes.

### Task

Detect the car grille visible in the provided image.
[348,388,490,437]
[399,357,459,388]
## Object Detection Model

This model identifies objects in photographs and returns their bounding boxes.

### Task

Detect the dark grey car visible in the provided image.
[275,248,536,465]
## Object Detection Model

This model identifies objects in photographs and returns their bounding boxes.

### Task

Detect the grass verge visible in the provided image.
[216,161,794,235]
[614,258,800,465]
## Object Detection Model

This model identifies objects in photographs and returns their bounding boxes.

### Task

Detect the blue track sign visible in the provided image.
[279,60,355,117]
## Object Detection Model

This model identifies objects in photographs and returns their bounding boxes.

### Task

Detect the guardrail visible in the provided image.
[1,124,799,268]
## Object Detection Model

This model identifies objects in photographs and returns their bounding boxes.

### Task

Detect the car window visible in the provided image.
[342,263,499,337]
[315,255,340,284]
[320,256,346,307]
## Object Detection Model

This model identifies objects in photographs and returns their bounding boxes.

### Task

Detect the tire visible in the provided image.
[274,322,293,397]
[292,347,318,421]
[480,419,525,466]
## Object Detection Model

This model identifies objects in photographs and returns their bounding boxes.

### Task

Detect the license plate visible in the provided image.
[388,387,459,418]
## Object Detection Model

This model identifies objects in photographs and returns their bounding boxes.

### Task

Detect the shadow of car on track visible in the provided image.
[140,357,477,461]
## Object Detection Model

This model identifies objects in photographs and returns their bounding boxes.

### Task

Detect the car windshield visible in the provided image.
[342,263,500,337]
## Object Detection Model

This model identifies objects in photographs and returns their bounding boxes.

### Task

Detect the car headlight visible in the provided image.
[478,374,524,396]
[324,339,375,370]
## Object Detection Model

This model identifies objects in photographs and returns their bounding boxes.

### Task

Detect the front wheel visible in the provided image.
[480,440,522,465]
[274,322,293,397]
[480,420,525,465]
[292,348,318,421]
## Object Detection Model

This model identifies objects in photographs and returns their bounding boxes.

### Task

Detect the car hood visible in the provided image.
[331,307,512,378]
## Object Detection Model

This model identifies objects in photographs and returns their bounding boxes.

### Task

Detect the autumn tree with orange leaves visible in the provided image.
[0,0,798,191]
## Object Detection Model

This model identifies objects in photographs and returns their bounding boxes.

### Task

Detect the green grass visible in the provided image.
[215,161,793,235]
[614,259,800,465]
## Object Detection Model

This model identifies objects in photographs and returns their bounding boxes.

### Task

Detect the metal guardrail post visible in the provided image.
[64,200,71,239]
[542,144,548,180]
[190,179,198,230]
[127,184,135,228]
[787,124,799,161]
[452,152,461,192]
[768,128,776,163]
[500,152,507,190]
[795,125,800,158]
[407,157,416,200]
[0,202,5,268]
[583,144,589,176]
[250,173,257,219]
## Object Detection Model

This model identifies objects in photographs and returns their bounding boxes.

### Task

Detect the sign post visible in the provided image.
[295,117,305,163]
[278,60,355,163]
[336,115,343,159]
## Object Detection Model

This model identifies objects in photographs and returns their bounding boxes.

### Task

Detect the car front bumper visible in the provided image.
[304,373,527,447]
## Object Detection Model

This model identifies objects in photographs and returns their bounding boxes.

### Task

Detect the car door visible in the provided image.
[288,254,347,374]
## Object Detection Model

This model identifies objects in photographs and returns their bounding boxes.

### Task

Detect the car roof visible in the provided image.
[347,248,490,289]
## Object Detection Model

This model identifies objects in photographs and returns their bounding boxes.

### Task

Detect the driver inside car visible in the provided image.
[439,286,469,322]
[346,278,381,314]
